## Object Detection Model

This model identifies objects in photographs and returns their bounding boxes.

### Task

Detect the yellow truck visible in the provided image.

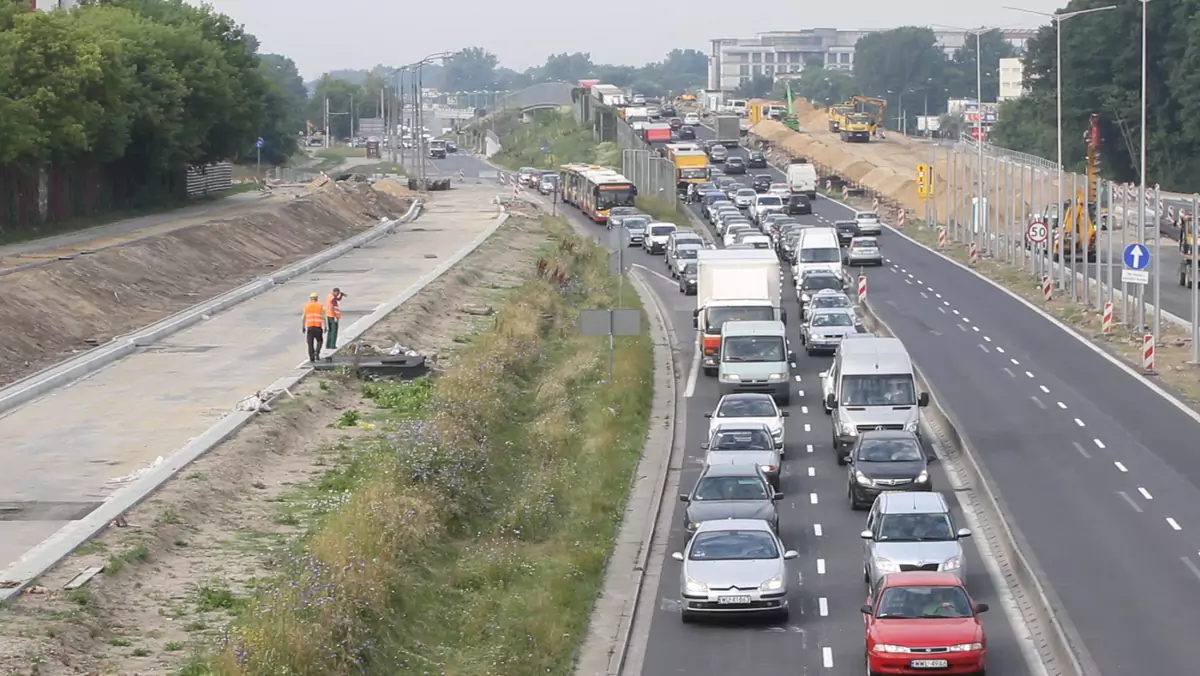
[666,145,710,191]
[827,104,853,132]
[1179,225,1197,287]
[840,113,873,142]
[747,98,788,124]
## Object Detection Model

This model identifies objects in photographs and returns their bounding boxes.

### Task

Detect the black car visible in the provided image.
[724,157,747,174]
[786,194,812,215]
[752,174,774,192]
[747,151,768,168]
[834,220,859,246]
[678,126,696,140]
[679,261,699,295]
[798,272,845,308]
[680,463,781,538]
[662,104,677,117]
[846,430,932,506]
[446,140,458,153]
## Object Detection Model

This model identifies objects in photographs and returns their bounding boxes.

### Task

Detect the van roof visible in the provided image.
[876,491,950,514]
[721,320,786,336]
[837,336,912,374]
[798,228,839,247]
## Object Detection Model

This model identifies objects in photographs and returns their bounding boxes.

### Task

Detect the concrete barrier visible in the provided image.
[0,200,423,415]
[0,206,512,604]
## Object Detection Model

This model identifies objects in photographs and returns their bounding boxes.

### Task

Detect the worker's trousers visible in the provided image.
[325,317,340,350]
[306,326,324,362]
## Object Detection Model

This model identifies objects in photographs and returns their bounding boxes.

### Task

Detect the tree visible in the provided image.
[658,49,708,93]
[734,74,774,99]
[540,52,594,82]
[308,76,363,140]
[852,27,948,120]
[442,47,499,91]
[259,54,307,102]
[947,30,1016,103]
[783,67,857,106]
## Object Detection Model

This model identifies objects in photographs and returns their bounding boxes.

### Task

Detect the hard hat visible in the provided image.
[309,293,319,300]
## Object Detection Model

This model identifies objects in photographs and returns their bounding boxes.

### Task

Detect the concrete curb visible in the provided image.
[0,198,424,417]
[858,297,1088,676]
[0,206,513,604]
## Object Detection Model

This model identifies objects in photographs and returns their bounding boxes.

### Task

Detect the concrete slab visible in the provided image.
[0,186,501,570]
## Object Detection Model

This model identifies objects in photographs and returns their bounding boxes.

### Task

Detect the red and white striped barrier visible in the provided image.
[872,197,879,210]
[1102,302,1114,335]
[969,242,979,266]
[825,179,832,191]
[841,185,849,199]
[1042,275,1052,302]
[499,173,508,185]
[458,169,466,181]
[1168,205,1175,222]
[512,185,520,198]
[897,210,905,228]
[1143,334,1156,372]
[858,275,867,299]
[937,226,946,250]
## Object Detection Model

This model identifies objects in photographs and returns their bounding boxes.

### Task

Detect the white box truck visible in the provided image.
[694,249,784,375]
[714,115,741,148]
[786,159,818,199]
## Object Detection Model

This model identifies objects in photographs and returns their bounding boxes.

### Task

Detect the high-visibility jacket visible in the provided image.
[325,293,342,319]
[303,301,325,328]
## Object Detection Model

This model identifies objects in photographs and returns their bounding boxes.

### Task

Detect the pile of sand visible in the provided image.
[0,182,414,386]
[372,178,415,198]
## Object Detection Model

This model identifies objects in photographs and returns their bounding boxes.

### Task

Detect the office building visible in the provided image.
[997,57,1027,102]
[33,0,79,9]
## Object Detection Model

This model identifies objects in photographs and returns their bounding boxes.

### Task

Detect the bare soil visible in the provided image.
[0,204,553,676]
[0,179,413,387]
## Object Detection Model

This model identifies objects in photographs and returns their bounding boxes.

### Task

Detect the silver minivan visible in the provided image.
[823,336,929,463]
[718,320,794,405]
[861,491,971,588]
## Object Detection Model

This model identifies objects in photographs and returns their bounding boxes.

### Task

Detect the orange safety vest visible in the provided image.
[303,301,325,328]
[325,293,342,319]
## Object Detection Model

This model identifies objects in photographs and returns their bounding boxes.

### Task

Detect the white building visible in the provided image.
[34,0,79,9]
[708,28,1034,92]
[997,57,1027,102]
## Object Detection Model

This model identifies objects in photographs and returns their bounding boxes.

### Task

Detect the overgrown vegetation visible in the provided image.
[493,109,619,170]
[204,219,653,675]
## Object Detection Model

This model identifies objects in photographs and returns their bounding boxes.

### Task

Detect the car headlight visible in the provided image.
[685,576,708,594]
[873,557,900,573]
[874,644,911,653]
[760,464,777,473]
[838,419,857,436]
[800,293,811,302]
[767,372,787,381]
[948,642,983,652]
[771,426,784,438]
[904,420,919,432]
[942,555,963,571]
[759,574,784,591]
[855,470,874,486]
[916,469,929,483]
[723,373,741,381]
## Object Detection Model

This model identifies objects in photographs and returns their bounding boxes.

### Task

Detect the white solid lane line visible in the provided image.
[1139,487,1154,500]
[684,336,701,399]
[1118,491,1144,512]
[1168,518,1183,531]
[1072,441,1091,458]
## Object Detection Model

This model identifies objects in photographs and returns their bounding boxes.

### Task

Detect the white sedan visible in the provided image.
[723,224,754,247]
[706,392,789,454]
[684,112,701,125]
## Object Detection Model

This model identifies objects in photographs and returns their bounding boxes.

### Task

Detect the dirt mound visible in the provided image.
[372,178,415,198]
[0,182,414,386]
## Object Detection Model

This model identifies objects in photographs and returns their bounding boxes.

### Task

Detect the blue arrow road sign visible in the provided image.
[1123,243,1150,270]
[255,138,264,148]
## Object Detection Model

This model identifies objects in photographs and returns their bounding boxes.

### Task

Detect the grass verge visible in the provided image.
[494,109,620,170]
[204,217,654,675]
[311,147,367,172]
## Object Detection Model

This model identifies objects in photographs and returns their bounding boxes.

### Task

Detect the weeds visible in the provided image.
[206,219,654,675]
[494,110,618,170]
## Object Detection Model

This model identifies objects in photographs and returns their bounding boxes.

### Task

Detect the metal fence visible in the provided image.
[185,162,233,197]
[621,149,677,204]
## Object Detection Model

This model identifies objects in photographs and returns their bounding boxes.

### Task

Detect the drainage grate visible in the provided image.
[140,344,221,354]
[0,501,104,522]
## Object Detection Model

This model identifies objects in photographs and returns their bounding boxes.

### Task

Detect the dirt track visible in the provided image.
[0,180,414,386]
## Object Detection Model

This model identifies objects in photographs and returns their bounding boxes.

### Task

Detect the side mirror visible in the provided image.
[788,351,797,362]
[781,410,790,417]
[692,316,699,329]
[780,310,787,324]
[783,550,799,560]
[818,371,828,378]
[860,529,873,539]
[700,443,710,450]
[692,309,700,318]
[671,552,684,562]
[957,528,973,539]
[975,603,990,614]
[826,393,838,410]
[860,604,872,615]
[918,392,930,407]
[703,412,713,418]
[773,492,784,500]
[679,494,690,502]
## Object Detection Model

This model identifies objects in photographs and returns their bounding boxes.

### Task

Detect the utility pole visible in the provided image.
[323,97,330,149]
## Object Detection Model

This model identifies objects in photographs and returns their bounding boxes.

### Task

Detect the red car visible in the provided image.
[861,572,988,675]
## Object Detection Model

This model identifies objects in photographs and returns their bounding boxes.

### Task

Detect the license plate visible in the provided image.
[909,659,949,668]
[717,595,751,604]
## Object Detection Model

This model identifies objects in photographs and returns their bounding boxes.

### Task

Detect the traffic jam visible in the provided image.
[543,101,1001,675]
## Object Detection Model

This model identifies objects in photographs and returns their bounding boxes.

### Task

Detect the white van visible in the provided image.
[785,162,818,198]
[794,228,843,282]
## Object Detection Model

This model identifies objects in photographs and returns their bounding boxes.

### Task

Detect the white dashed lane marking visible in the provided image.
[1139,487,1153,500]
[813,523,823,536]
[822,647,834,668]
[1039,385,1050,393]
[809,493,819,504]
[806,444,814,454]
[1168,518,1182,531]
[1115,461,1129,472]
[818,597,829,616]
[816,558,826,574]
[807,466,815,477]
[1074,418,1086,427]
[1094,439,1106,449]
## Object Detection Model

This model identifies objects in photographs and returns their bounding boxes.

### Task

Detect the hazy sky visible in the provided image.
[200,0,1070,79]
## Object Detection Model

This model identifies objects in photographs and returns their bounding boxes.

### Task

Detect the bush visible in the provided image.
[636,194,689,226]
[208,218,653,676]
[494,109,599,170]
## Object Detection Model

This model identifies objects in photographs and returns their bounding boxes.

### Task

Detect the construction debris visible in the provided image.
[408,177,452,191]
[459,303,494,316]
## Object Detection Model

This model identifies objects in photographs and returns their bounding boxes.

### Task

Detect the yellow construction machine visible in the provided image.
[827,103,853,133]
[850,96,887,131]
[1043,189,1097,262]
[1179,217,1197,287]
[840,113,873,142]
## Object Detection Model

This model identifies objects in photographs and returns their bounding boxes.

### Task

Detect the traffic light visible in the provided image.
[916,163,931,200]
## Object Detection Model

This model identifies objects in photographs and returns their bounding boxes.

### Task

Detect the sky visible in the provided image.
[200,0,1073,80]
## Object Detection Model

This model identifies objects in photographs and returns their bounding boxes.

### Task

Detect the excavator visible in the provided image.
[782,81,801,131]
[1037,114,1100,262]
[849,95,887,132]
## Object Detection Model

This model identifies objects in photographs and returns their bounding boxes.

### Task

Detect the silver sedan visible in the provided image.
[845,236,883,266]
[673,519,797,623]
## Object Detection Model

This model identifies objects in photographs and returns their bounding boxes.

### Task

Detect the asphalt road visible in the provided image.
[706,130,1200,675]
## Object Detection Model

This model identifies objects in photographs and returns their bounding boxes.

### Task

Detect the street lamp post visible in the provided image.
[402,52,453,187]
[1006,5,1117,292]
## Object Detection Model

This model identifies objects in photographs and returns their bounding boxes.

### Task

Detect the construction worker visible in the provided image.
[325,287,346,349]
[302,293,325,362]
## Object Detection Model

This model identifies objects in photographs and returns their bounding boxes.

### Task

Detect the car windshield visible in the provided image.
[800,247,842,263]
[624,218,649,229]
[737,189,756,197]
[676,247,700,259]
[853,238,878,248]
[728,158,744,164]
[694,475,769,500]
[707,307,776,332]
[717,397,777,418]
[877,513,955,542]
[651,225,676,235]
[858,212,879,220]
[803,275,842,292]
[811,312,854,327]
[723,335,786,362]
[683,263,698,275]
[711,428,773,451]
[841,373,917,406]
[756,197,782,206]
[813,294,852,309]
[876,585,973,619]
[858,437,924,461]
[837,221,858,229]
[689,530,779,561]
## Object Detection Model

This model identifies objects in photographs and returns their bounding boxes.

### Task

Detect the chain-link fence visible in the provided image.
[621,149,677,205]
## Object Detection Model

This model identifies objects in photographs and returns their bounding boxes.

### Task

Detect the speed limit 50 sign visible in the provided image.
[1026,220,1049,244]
